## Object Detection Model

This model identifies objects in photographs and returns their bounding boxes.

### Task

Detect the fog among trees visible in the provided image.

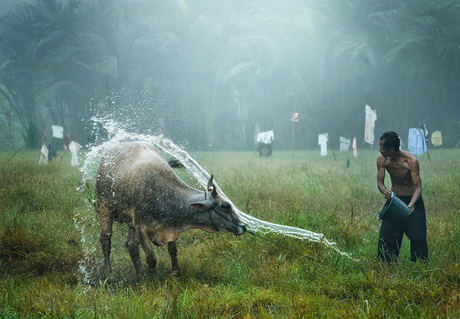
[0,0,459,150]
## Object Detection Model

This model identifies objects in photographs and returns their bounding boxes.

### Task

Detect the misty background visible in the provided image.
[0,0,459,151]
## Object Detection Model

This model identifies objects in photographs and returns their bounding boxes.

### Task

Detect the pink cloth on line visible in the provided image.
[353,137,357,157]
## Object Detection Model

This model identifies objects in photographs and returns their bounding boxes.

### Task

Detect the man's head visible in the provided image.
[379,131,400,157]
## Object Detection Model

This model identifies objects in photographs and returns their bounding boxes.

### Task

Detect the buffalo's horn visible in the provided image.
[207,175,218,198]
[207,175,214,189]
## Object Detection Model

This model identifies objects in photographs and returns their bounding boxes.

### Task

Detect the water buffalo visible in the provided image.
[96,141,246,282]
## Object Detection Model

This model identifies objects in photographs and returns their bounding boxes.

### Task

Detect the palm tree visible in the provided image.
[0,2,43,147]
[385,0,460,141]
[0,0,165,144]
[188,0,324,149]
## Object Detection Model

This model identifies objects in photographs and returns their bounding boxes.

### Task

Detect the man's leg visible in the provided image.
[404,197,429,262]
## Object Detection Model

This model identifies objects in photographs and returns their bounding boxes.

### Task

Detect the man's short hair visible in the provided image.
[380,131,400,151]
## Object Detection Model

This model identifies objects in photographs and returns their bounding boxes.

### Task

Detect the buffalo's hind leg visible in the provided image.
[98,201,113,272]
[126,225,143,277]
[168,241,182,278]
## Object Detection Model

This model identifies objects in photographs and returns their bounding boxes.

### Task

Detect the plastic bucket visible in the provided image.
[378,192,410,224]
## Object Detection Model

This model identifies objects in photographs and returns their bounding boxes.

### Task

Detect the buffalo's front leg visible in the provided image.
[168,241,181,278]
[126,225,143,276]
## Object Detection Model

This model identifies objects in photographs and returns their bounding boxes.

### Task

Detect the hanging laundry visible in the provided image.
[51,125,63,139]
[364,105,377,145]
[257,131,274,144]
[318,133,328,156]
[431,131,442,146]
[69,141,82,166]
[423,124,429,138]
[422,125,429,149]
[408,128,427,155]
[353,137,357,157]
[39,144,48,165]
[339,137,350,151]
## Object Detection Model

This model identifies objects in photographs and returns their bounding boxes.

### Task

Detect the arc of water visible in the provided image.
[150,135,358,261]
[81,117,359,261]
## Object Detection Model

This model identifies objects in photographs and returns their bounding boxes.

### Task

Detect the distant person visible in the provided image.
[48,144,57,161]
[376,131,428,262]
[257,130,274,157]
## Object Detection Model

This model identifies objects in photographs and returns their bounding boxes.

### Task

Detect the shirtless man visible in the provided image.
[376,131,428,262]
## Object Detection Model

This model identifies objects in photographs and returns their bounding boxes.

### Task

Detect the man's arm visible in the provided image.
[377,155,392,200]
[408,158,422,213]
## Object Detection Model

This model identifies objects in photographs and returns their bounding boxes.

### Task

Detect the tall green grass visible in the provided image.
[0,148,459,318]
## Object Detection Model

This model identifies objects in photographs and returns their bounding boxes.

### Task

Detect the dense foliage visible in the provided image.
[0,0,460,150]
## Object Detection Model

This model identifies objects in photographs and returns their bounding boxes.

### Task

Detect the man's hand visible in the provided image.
[408,203,415,215]
[384,190,392,201]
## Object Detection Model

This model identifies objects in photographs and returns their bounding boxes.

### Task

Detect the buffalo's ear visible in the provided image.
[190,201,211,211]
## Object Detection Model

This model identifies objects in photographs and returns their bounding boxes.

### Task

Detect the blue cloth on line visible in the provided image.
[408,128,427,155]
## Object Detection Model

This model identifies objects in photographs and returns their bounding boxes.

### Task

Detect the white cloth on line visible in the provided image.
[39,144,48,165]
[69,141,82,166]
[51,125,64,139]
[257,131,274,144]
[364,105,377,145]
[339,137,350,151]
[318,133,328,156]
[422,124,428,138]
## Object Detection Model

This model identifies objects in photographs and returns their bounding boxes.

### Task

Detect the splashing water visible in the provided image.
[79,117,358,273]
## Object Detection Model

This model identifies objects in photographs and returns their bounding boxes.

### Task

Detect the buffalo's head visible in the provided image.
[190,175,246,235]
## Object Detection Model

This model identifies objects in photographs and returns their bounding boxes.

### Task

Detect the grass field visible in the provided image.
[0,147,459,318]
